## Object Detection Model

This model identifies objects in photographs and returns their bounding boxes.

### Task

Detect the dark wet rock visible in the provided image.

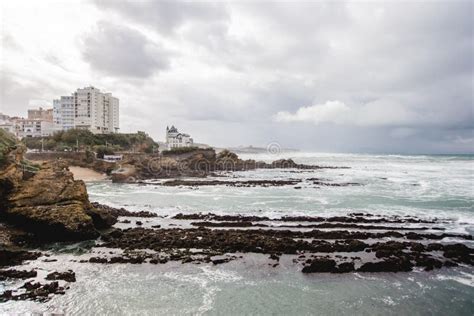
[269,253,280,261]
[0,269,37,280]
[86,206,118,230]
[173,213,270,222]
[120,219,131,224]
[91,202,157,218]
[88,223,474,274]
[410,242,425,252]
[312,180,362,187]
[187,220,439,231]
[211,258,228,265]
[442,243,473,264]
[136,221,143,226]
[427,243,444,251]
[173,212,440,225]
[336,262,355,273]
[89,257,108,263]
[161,179,302,187]
[1,281,66,302]
[358,257,413,272]
[46,270,76,282]
[0,249,41,267]
[190,221,267,228]
[277,223,440,231]
[109,255,147,264]
[414,256,443,271]
[151,225,161,228]
[302,258,337,273]
[444,260,458,267]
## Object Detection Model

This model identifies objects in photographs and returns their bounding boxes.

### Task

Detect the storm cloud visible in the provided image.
[81,22,171,78]
[0,0,472,153]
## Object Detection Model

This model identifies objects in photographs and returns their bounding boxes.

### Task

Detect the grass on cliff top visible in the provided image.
[0,129,17,148]
[0,129,18,166]
[161,146,207,155]
[22,129,159,153]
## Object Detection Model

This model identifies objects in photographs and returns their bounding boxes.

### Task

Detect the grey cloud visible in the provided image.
[82,22,171,78]
[2,1,472,153]
[93,0,228,34]
[0,72,57,116]
[79,2,474,152]
[1,34,22,51]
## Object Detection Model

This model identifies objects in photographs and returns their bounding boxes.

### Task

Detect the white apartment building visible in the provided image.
[53,86,120,134]
[53,96,75,131]
[166,126,194,148]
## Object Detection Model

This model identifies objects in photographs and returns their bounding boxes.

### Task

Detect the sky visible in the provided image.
[0,0,473,154]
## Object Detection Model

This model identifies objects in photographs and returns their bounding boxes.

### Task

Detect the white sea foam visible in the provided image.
[436,271,474,287]
[26,152,471,314]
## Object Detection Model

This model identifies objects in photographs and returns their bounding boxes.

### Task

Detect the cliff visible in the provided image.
[0,130,116,242]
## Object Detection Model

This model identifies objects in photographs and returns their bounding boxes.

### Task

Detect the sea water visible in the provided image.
[1,153,473,315]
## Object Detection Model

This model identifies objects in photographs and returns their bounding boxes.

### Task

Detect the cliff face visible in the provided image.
[0,130,116,241]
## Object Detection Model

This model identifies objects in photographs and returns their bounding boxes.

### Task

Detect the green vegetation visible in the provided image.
[95,145,116,159]
[22,129,159,154]
[0,129,18,167]
[162,146,201,155]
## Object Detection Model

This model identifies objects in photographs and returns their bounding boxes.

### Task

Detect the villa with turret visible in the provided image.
[166,126,194,149]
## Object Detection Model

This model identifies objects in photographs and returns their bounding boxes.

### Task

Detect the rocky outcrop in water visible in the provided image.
[110,148,343,182]
[0,249,41,267]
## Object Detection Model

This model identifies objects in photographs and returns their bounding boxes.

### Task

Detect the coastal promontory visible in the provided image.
[0,129,116,242]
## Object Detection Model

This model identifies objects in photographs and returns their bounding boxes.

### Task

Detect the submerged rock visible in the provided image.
[358,257,413,272]
[302,258,337,273]
[46,270,76,282]
[0,281,66,302]
[0,249,41,267]
[0,269,37,280]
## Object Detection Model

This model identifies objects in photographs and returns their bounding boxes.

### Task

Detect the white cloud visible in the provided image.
[274,100,351,125]
[274,99,420,127]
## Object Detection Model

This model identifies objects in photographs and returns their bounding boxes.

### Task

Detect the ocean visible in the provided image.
[1,153,473,315]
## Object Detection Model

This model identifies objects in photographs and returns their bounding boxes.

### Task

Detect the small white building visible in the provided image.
[103,154,123,162]
[15,119,54,138]
[166,126,194,149]
[0,122,16,135]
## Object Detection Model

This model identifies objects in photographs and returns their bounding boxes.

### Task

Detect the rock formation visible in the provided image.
[0,130,116,242]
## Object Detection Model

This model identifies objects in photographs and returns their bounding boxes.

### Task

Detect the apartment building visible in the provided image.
[54,86,120,134]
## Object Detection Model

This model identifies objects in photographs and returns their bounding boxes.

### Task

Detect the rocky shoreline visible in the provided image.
[1,130,473,304]
[25,148,348,183]
[1,206,473,302]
